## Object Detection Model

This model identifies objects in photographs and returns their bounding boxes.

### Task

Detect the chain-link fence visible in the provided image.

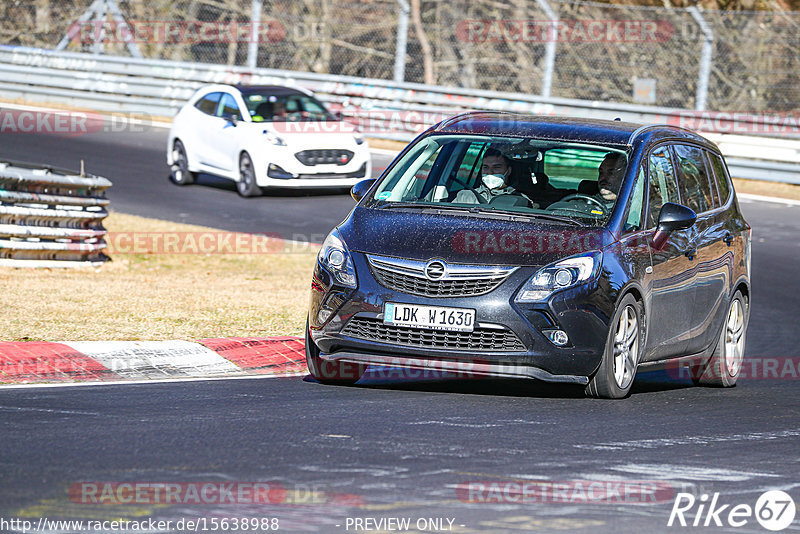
[1,0,797,112]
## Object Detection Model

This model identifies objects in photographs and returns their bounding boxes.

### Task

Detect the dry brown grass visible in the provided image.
[0,212,319,342]
[732,178,800,201]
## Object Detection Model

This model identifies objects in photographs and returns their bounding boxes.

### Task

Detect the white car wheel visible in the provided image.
[169,140,195,186]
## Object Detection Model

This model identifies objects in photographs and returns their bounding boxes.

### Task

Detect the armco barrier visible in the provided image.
[0,160,111,268]
[0,45,798,184]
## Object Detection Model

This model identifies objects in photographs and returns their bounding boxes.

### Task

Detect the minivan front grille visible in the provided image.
[367,255,516,298]
[295,149,353,166]
[341,316,526,352]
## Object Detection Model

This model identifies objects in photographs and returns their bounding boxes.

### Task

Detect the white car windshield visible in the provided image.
[241,91,335,123]
[368,134,630,225]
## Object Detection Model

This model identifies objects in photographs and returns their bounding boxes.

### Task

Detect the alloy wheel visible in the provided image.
[725,298,745,376]
[613,305,638,390]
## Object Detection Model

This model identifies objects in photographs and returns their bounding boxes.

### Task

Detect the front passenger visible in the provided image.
[454,149,534,207]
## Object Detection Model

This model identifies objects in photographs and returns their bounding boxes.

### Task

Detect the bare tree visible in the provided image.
[411,0,434,84]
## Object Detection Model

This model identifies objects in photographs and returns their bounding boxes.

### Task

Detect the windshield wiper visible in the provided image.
[460,206,583,226]
[377,202,474,211]
[376,202,585,225]
[510,211,585,226]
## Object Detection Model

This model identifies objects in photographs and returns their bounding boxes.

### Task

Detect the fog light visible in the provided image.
[317,308,332,323]
[267,163,295,179]
[545,329,569,346]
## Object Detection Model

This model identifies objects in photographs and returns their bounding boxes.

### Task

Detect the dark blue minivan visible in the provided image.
[306,113,751,398]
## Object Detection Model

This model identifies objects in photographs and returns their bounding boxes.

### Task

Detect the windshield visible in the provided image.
[241,92,335,122]
[367,134,629,226]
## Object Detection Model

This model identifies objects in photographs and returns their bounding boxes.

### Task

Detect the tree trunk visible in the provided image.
[35,0,50,32]
[411,0,435,84]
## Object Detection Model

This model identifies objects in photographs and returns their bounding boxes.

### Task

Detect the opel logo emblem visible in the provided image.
[425,260,446,280]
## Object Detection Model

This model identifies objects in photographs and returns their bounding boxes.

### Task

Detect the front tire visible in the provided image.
[237,152,262,197]
[585,294,642,399]
[169,140,195,185]
[693,291,748,387]
[305,320,365,385]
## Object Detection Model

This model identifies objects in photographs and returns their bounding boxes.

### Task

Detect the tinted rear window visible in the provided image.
[707,151,732,207]
[674,144,716,215]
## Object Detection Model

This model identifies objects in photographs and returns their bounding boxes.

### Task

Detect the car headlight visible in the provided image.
[262,130,286,146]
[318,229,357,288]
[515,251,602,302]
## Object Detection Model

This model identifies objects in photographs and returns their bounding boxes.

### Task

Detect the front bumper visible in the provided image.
[319,351,590,384]
[255,148,371,188]
[308,252,615,382]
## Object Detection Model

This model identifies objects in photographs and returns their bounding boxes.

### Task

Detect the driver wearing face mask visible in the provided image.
[454,149,534,206]
[597,152,626,203]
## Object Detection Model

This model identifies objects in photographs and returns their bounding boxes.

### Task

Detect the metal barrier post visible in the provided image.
[688,6,714,111]
[394,0,410,83]
[535,0,558,99]
[247,0,263,70]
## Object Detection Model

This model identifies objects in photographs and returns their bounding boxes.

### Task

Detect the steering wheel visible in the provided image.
[451,178,488,204]
[550,193,608,216]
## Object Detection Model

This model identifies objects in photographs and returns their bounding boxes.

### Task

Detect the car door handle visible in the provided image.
[684,248,697,260]
[723,232,733,246]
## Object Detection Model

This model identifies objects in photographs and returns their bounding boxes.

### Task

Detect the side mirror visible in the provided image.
[332,111,343,121]
[222,113,238,125]
[351,178,376,202]
[652,202,696,249]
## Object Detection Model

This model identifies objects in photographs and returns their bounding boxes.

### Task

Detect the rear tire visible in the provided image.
[237,152,262,197]
[693,291,747,387]
[170,140,195,185]
[305,319,365,385]
[586,294,642,399]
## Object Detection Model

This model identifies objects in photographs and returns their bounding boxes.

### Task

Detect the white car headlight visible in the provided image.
[318,229,357,288]
[515,251,602,302]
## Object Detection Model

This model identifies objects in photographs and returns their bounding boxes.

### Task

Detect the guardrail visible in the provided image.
[0,160,111,268]
[0,45,798,185]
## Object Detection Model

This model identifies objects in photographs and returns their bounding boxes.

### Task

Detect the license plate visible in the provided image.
[383,302,476,332]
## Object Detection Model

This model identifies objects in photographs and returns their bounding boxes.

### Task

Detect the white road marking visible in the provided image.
[575,428,800,451]
[608,464,780,482]
[369,147,402,156]
[0,371,305,390]
[63,340,243,380]
[0,405,100,415]
[738,193,800,206]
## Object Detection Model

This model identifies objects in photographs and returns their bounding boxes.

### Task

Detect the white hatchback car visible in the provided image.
[167,84,371,196]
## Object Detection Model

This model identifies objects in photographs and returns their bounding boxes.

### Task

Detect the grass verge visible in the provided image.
[0,212,319,342]
[732,178,800,202]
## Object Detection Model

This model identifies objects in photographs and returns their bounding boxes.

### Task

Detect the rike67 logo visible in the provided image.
[668,490,796,531]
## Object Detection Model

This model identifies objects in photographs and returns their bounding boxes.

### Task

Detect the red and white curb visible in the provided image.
[0,337,307,386]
